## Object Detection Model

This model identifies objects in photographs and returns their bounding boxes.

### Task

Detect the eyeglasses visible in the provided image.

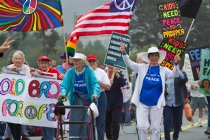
[88,60,96,63]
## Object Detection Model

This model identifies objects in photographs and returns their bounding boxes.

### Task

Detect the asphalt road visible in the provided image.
[29,110,209,140]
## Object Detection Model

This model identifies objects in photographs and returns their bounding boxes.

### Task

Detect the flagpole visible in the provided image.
[62,26,68,63]
[184,19,195,43]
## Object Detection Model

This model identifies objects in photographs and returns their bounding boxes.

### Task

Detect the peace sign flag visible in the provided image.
[0,0,63,31]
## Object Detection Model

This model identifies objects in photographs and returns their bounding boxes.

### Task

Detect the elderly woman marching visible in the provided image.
[4,50,30,140]
[60,53,100,140]
[120,43,181,140]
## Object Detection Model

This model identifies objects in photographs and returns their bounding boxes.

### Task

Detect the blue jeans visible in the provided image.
[96,92,107,140]
[163,105,183,140]
[207,97,210,129]
[124,100,131,123]
[42,127,56,140]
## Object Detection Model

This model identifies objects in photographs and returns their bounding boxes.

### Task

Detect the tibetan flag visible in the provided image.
[177,0,202,18]
[66,0,136,57]
[0,0,63,31]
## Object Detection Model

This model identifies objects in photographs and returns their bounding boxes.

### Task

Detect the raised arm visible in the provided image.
[120,43,140,73]
[165,55,182,79]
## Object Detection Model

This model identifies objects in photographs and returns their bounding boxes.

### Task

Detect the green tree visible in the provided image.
[129,0,210,52]
[129,0,163,51]
[78,40,106,65]
[43,30,60,56]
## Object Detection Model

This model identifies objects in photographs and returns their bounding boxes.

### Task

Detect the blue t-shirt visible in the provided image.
[56,65,66,74]
[140,65,162,106]
[74,72,88,94]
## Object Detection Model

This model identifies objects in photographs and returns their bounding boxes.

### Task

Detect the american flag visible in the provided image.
[68,0,136,40]
[66,0,136,57]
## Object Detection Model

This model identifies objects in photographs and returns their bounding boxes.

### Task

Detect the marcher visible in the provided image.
[163,70,188,140]
[190,83,206,127]
[60,53,100,140]
[87,54,111,140]
[56,53,71,74]
[120,44,181,140]
[105,66,126,140]
[130,53,147,121]
[4,50,30,140]
[36,56,63,140]
[122,79,132,125]
[51,59,57,68]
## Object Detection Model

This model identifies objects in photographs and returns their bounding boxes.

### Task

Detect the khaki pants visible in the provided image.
[136,103,163,140]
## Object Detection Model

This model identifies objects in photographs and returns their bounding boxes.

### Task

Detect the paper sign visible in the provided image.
[104,32,130,69]
[158,1,185,38]
[159,38,186,70]
[0,73,69,128]
[199,50,210,95]
[188,46,210,80]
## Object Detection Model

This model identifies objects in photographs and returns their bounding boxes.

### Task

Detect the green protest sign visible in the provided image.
[104,32,130,70]
[199,50,210,96]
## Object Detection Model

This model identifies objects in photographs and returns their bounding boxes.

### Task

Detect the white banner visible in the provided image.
[0,73,69,128]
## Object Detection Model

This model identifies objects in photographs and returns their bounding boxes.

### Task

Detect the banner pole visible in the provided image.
[184,19,195,43]
[62,26,68,63]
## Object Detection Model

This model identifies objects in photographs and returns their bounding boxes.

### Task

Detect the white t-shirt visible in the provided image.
[94,68,110,92]
[190,88,205,98]
[121,82,132,103]
[7,64,31,77]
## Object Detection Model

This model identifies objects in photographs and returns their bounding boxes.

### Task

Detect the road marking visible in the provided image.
[146,120,208,139]
[160,120,207,138]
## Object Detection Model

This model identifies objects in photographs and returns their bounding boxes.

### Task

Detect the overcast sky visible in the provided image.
[60,0,111,46]
[61,0,110,33]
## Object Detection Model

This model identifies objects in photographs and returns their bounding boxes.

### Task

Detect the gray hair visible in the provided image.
[12,50,26,63]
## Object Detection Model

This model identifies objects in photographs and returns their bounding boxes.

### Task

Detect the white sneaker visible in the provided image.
[198,121,202,127]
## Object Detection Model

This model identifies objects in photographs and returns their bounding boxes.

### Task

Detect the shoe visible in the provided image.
[204,129,210,135]
[198,122,202,127]
[191,119,194,126]
[22,135,30,140]
[123,122,131,126]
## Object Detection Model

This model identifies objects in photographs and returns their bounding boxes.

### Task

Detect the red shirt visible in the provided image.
[39,67,62,80]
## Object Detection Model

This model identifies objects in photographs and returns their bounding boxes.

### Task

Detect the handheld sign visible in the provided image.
[104,32,130,70]
[158,1,185,38]
[199,50,210,95]
[183,54,198,88]
[0,73,70,128]
[159,38,186,70]
[188,46,210,81]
